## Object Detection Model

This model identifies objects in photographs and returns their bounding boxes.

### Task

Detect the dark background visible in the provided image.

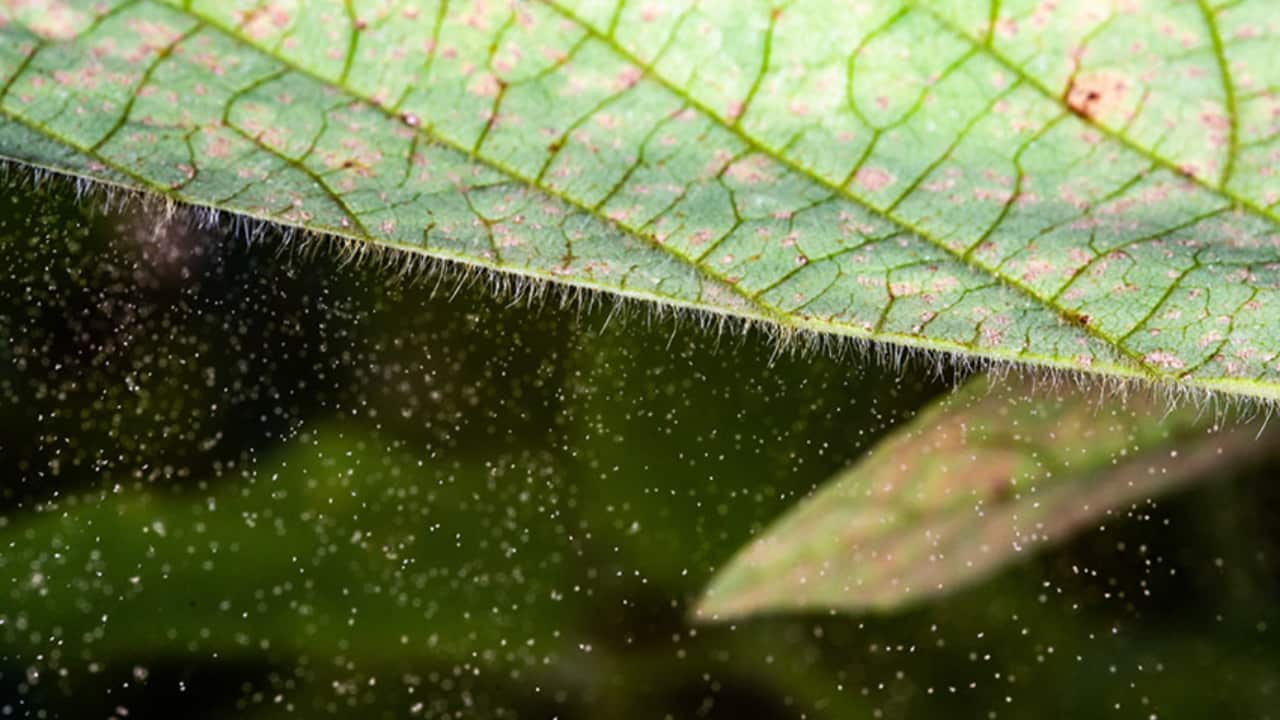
[1,173,1278,718]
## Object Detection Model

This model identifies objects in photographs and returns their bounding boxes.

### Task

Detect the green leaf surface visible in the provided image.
[2,1,1279,397]
[694,375,1275,620]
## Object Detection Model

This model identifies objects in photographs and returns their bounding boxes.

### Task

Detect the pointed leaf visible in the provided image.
[2,1,1279,397]
[694,376,1274,620]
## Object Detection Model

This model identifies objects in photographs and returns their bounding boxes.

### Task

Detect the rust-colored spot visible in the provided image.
[1063,72,1128,122]
[1061,308,1091,328]
[1064,79,1100,120]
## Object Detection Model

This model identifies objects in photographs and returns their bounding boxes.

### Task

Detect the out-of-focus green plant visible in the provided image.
[698,375,1275,619]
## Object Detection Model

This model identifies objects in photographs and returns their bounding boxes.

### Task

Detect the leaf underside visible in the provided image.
[694,375,1270,620]
[2,0,1279,397]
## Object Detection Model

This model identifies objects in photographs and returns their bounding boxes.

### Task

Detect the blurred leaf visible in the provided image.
[0,424,589,665]
[696,375,1274,620]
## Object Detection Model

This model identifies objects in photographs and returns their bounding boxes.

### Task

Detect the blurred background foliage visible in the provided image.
[1,174,1279,718]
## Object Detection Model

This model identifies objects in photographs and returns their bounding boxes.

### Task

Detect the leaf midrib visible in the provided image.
[179,0,810,331]
[1,2,788,330]
[4,0,1120,379]
[176,0,1148,379]
[533,0,1179,380]
[10,0,1275,392]
[542,0,1280,384]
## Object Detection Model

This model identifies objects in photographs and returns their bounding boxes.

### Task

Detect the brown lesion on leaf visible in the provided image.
[1063,71,1128,123]
[1064,77,1099,120]
[1061,307,1091,328]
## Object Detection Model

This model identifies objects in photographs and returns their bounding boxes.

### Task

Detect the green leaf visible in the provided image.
[0,424,592,663]
[1,1,1278,397]
[694,375,1275,620]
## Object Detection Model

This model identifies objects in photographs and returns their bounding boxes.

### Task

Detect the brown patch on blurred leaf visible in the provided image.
[695,376,1274,621]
